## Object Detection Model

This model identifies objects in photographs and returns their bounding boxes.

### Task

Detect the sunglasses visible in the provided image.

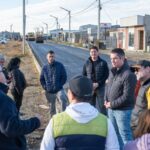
[130,67,140,73]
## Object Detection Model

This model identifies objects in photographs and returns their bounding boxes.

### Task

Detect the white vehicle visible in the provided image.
[0,39,7,44]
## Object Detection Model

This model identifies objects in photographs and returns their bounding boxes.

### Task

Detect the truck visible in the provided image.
[27,32,35,41]
[35,31,44,43]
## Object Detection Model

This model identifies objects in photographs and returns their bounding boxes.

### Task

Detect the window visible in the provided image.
[129,33,134,47]
[118,32,123,40]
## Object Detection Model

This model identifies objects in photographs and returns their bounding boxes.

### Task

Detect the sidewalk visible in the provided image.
[47,40,150,62]
[100,49,150,62]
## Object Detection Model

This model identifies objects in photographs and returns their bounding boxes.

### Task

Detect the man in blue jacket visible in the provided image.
[0,73,41,150]
[40,50,67,117]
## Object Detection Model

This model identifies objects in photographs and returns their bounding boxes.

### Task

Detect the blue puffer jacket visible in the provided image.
[0,90,40,150]
[40,61,67,93]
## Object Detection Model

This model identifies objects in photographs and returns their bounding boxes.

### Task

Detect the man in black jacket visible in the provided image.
[0,73,41,150]
[83,46,109,115]
[104,48,137,150]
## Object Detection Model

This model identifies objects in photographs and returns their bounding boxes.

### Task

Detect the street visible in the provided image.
[28,41,111,81]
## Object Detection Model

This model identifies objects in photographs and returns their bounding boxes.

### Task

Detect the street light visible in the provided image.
[49,15,59,30]
[60,7,71,42]
[43,22,48,41]
[49,15,59,41]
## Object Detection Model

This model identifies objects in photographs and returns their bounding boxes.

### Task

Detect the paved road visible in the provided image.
[28,41,111,81]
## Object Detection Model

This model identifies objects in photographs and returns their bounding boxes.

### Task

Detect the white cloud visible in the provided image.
[0,0,150,34]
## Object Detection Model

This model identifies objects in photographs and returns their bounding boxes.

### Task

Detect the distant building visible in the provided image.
[49,29,80,43]
[79,23,111,43]
[0,31,21,40]
[109,15,150,52]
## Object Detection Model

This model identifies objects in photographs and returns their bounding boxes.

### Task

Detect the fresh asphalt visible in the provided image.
[28,41,111,82]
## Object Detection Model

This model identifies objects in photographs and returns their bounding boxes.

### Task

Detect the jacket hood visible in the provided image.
[65,102,99,123]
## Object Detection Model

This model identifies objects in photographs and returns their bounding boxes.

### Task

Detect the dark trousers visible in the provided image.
[11,89,23,112]
[91,86,106,115]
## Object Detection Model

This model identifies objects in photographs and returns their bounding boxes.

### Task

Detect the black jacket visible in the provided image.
[0,82,9,94]
[105,62,137,110]
[83,56,109,87]
[0,90,40,150]
[10,66,26,95]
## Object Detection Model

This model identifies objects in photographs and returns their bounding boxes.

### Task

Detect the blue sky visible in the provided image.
[0,0,150,34]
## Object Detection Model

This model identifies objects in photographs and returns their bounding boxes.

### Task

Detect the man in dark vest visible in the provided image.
[131,60,150,133]
[83,46,109,115]
[40,75,119,150]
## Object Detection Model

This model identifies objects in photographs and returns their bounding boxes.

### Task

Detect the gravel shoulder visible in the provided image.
[0,41,49,150]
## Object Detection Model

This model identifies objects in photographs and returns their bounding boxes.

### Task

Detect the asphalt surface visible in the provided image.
[28,41,111,81]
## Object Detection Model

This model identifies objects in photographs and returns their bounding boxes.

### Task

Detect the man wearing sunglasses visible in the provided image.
[131,60,150,133]
[40,50,67,118]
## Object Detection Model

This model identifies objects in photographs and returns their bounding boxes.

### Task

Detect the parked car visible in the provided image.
[0,39,7,44]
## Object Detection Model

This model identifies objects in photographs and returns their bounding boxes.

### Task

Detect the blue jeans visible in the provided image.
[108,109,133,150]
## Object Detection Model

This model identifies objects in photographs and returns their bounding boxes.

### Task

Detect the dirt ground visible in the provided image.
[0,41,150,150]
[0,40,49,150]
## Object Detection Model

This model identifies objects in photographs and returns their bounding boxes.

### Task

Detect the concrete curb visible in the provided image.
[26,42,41,74]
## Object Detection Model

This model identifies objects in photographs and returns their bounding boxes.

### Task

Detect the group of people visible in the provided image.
[0,54,27,112]
[0,45,150,150]
[40,47,150,150]
[0,54,41,150]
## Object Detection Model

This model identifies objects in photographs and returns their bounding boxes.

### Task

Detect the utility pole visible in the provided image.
[97,0,102,43]
[60,7,71,42]
[23,0,26,55]
[43,22,48,41]
[10,24,13,39]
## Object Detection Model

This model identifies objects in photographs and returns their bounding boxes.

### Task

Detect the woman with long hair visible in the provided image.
[7,57,26,112]
[124,109,150,150]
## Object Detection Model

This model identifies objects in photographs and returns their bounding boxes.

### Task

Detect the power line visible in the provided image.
[103,7,113,22]
[72,4,97,17]
[101,0,114,5]
[59,13,68,21]
[72,0,97,16]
